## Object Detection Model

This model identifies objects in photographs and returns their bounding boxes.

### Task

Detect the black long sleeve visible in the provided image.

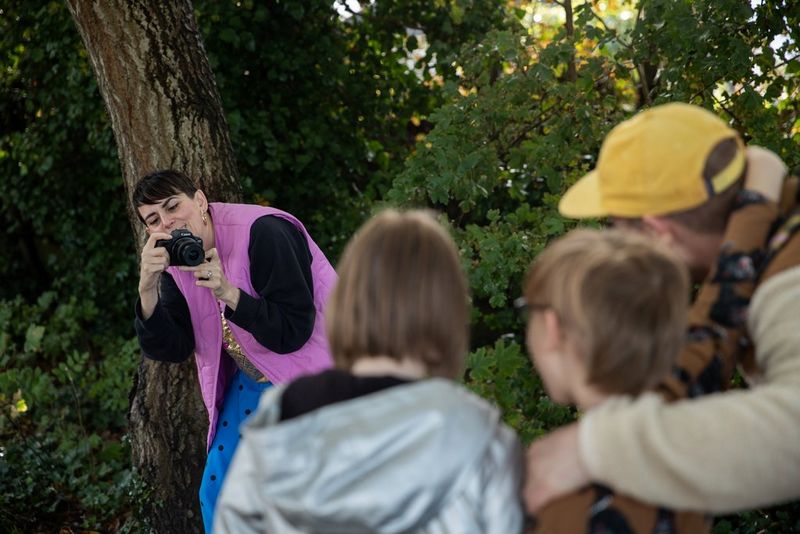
[134,215,316,361]
[134,273,195,362]
[224,215,315,353]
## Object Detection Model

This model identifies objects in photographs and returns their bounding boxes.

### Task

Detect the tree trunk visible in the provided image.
[563,0,577,83]
[65,1,241,531]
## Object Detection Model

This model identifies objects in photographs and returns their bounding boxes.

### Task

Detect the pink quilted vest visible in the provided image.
[168,203,336,449]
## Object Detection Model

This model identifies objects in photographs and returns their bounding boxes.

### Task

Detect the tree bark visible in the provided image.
[65,1,241,531]
[563,0,577,83]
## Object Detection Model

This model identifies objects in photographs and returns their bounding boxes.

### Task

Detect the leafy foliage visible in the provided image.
[196,0,504,256]
[0,294,147,532]
[390,1,799,528]
[466,339,574,443]
[0,1,134,312]
[1,0,798,529]
[713,503,800,534]
[391,0,799,437]
[0,0,503,529]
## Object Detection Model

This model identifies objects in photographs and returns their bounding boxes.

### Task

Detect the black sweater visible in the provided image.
[134,215,315,362]
[279,369,410,421]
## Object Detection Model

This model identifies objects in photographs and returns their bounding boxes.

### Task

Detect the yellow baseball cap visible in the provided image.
[559,103,746,219]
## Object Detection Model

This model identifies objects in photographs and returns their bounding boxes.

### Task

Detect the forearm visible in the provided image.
[218,285,241,312]
[225,291,314,354]
[134,300,194,362]
[138,285,159,320]
[580,385,800,513]
[134,273,195,362]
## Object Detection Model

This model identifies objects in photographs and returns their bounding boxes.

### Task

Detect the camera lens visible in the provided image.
[175,237,204,266]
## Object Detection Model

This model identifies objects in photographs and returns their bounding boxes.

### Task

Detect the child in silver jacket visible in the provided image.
[214,209,524,533]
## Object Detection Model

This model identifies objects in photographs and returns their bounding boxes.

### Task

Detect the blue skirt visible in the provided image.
[199,369,272,532]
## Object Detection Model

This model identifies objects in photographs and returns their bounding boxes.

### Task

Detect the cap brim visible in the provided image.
[558,170,607,219]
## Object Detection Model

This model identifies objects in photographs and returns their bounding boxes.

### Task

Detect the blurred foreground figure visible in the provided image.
[521,228,709,532]
[215,209,524,533]
[525,103,800,515]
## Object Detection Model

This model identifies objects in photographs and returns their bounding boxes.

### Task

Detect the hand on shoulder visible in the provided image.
[523,423,587,514]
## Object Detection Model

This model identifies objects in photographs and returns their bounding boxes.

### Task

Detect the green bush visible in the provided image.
[1,0,798,529]
[196,0,504,258]
[0,0,504,528]
[0,294,146,531]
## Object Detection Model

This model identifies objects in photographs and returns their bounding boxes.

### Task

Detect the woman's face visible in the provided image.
[137,190,210,248]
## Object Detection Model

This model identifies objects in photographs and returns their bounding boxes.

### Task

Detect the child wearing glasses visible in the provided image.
[521,228,709,533]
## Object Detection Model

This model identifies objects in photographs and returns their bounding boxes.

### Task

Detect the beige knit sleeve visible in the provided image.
[578,266,800,513]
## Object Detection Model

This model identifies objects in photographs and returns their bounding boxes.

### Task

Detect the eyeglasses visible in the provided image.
[513,297,550,321]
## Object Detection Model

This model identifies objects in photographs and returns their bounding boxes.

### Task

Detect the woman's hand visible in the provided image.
[139,232,172,319]
[180,248,241,311]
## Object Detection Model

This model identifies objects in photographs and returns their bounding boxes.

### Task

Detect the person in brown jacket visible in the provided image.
[524,103,799,516]
[520,228,709,533]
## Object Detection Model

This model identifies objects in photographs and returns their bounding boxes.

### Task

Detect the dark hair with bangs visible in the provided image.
[132,170,198,222]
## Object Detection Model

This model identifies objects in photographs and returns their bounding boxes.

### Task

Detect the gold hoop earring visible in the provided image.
[202,212,208,225]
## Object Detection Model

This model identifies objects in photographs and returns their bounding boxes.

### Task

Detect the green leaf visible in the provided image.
[467,348,494,381]
[544,215,565,236]
[219,28,237,44]
[457,151,482,174]
[24,325,45,353]
[786,60,800,75]
[36,291,56,309]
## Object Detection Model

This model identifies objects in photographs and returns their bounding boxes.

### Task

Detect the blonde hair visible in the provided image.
[524,229,689,395]
[327,209,469,378]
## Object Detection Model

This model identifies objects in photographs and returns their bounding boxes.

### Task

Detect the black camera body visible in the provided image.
[155,229,205,266]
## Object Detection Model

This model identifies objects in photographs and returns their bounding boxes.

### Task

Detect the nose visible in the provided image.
[162,213,176,231]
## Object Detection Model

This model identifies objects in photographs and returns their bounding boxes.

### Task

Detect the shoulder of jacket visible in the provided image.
[750,265,800,332]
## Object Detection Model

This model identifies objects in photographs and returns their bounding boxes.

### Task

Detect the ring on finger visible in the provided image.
[206,270,213,279]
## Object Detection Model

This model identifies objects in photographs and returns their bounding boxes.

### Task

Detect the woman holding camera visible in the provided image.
[132,169,336,531]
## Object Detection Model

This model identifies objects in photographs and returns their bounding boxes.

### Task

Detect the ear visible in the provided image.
[193,189,209,212]
[542,309,563,352]
[641,215,677,246]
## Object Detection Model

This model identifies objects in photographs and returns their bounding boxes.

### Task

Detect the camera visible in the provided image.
[155,229,205,266]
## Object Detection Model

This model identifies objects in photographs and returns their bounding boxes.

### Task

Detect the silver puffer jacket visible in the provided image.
[214,378,524,533]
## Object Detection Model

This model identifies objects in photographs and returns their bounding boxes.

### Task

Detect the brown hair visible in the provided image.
[523,229,689,396]
[327,209,469,378]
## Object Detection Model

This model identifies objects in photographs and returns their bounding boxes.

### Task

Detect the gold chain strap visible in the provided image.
[220,311,270,383]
